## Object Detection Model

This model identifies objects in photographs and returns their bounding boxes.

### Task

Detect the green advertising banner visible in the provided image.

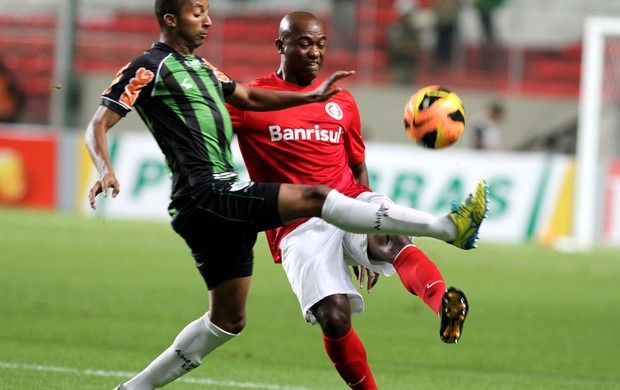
[79,133,577,245]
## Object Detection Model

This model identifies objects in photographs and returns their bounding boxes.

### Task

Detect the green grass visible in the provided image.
[1,208,619,389]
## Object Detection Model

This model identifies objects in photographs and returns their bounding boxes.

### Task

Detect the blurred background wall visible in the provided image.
[1,0,620,248]
[2,0,617,148]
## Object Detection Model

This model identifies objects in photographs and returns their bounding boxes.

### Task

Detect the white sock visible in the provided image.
[321,190,457,240]
[121,312,236,390]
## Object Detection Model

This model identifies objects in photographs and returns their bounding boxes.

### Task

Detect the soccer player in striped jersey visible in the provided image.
[227,11,476,389]
[84,1,487,389]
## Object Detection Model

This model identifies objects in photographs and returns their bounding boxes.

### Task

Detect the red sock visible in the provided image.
[392,245,446,315]
[323,328,377,390]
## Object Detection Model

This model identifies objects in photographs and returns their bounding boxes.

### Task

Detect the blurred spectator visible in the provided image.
[473,0,507,69]
[431,0,459,66]
[470,101,505,149]
[0,62,25,123]
[330,0,359,51]
[474,0,505,46]
[387,0,438,83]
[387,1,420,83]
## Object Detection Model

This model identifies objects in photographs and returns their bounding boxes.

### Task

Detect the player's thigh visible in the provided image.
[277,183,331,223]
[214,181,283,231]
[280,218,363,323]
[172,208,258,290]
[281,218,348,285]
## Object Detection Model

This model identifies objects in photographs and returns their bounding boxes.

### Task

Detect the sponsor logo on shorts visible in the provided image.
[229,181,254,192]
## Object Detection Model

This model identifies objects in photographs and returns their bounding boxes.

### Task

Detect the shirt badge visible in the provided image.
[325,102,343,120]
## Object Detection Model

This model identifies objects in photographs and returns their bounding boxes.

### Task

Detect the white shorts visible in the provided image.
[279,191,400,324]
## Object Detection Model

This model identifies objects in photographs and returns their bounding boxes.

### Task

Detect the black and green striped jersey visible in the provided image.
[101,42,238,201]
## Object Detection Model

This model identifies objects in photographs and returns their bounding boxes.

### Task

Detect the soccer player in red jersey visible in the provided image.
[228,11,478,389]
[86,1,486,388]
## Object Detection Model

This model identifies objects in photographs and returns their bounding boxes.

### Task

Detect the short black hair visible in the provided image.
[154,0,187,29]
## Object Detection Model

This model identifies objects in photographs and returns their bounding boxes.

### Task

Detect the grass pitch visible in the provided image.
[0,208,619,389]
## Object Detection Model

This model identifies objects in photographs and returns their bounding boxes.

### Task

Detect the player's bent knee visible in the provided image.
[210,316,246,335]
[367,234,413,263]
[303,184,332,203]
[311,295,352,337]
[279,184,332,220]
[298,184,333,213]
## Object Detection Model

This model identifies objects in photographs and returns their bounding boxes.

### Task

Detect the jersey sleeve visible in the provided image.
[100,56,157,117]
[221,76,236,97]
[343,94,366,166]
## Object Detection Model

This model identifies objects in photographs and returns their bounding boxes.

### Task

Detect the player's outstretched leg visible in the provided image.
[448,179,489,250]
[439,287,468,343]
[321,179,488,246]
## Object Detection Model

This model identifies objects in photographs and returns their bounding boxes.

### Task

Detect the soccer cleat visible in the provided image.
[439,287,468,344]
[448,179,489,250]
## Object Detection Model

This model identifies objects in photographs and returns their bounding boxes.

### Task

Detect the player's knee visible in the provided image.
[367,234,412,263]
[210,313,246,334]
[225,317,246,334]
[302,184,332,203]
[311,295,352,338]
[318,312,351,339]
[294,184,333,215]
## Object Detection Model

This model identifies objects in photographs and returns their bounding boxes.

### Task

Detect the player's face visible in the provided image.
[173,0,211,52]
[280,19,326,86]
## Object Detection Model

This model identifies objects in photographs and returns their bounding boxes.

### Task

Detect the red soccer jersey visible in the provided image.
[227,72,370,262]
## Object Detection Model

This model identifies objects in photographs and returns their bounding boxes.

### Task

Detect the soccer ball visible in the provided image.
[403,85,466,149]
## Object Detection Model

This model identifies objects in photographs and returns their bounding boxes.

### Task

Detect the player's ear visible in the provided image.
[164,13,177,28]
[275,39,284,53]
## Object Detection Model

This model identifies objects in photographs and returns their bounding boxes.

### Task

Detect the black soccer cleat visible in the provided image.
[439,287,469,344]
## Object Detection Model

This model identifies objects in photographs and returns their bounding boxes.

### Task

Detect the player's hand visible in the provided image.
[311,70,356,101]
[88,172,119,210]
[353,266,379,294]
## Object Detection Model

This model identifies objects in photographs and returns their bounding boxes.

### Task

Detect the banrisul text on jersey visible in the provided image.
[268,125,343,142]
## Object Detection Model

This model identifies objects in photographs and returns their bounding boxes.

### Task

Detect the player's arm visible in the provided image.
[85,106,123,210]
[225,70,355,111]
[350,161,369,187]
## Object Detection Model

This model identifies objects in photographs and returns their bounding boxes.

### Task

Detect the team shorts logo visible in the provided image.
[325,102,343,120]
[228,181,254,192]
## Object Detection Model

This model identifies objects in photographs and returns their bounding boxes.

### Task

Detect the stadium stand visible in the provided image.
[0,0,594,124]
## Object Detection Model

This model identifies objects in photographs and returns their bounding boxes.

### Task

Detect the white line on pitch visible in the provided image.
[0,361,313,390]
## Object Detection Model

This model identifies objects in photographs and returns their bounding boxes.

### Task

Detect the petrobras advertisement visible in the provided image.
[78,131,579,245]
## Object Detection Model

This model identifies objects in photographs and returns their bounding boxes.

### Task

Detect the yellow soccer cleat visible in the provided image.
[448,179,489,250]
